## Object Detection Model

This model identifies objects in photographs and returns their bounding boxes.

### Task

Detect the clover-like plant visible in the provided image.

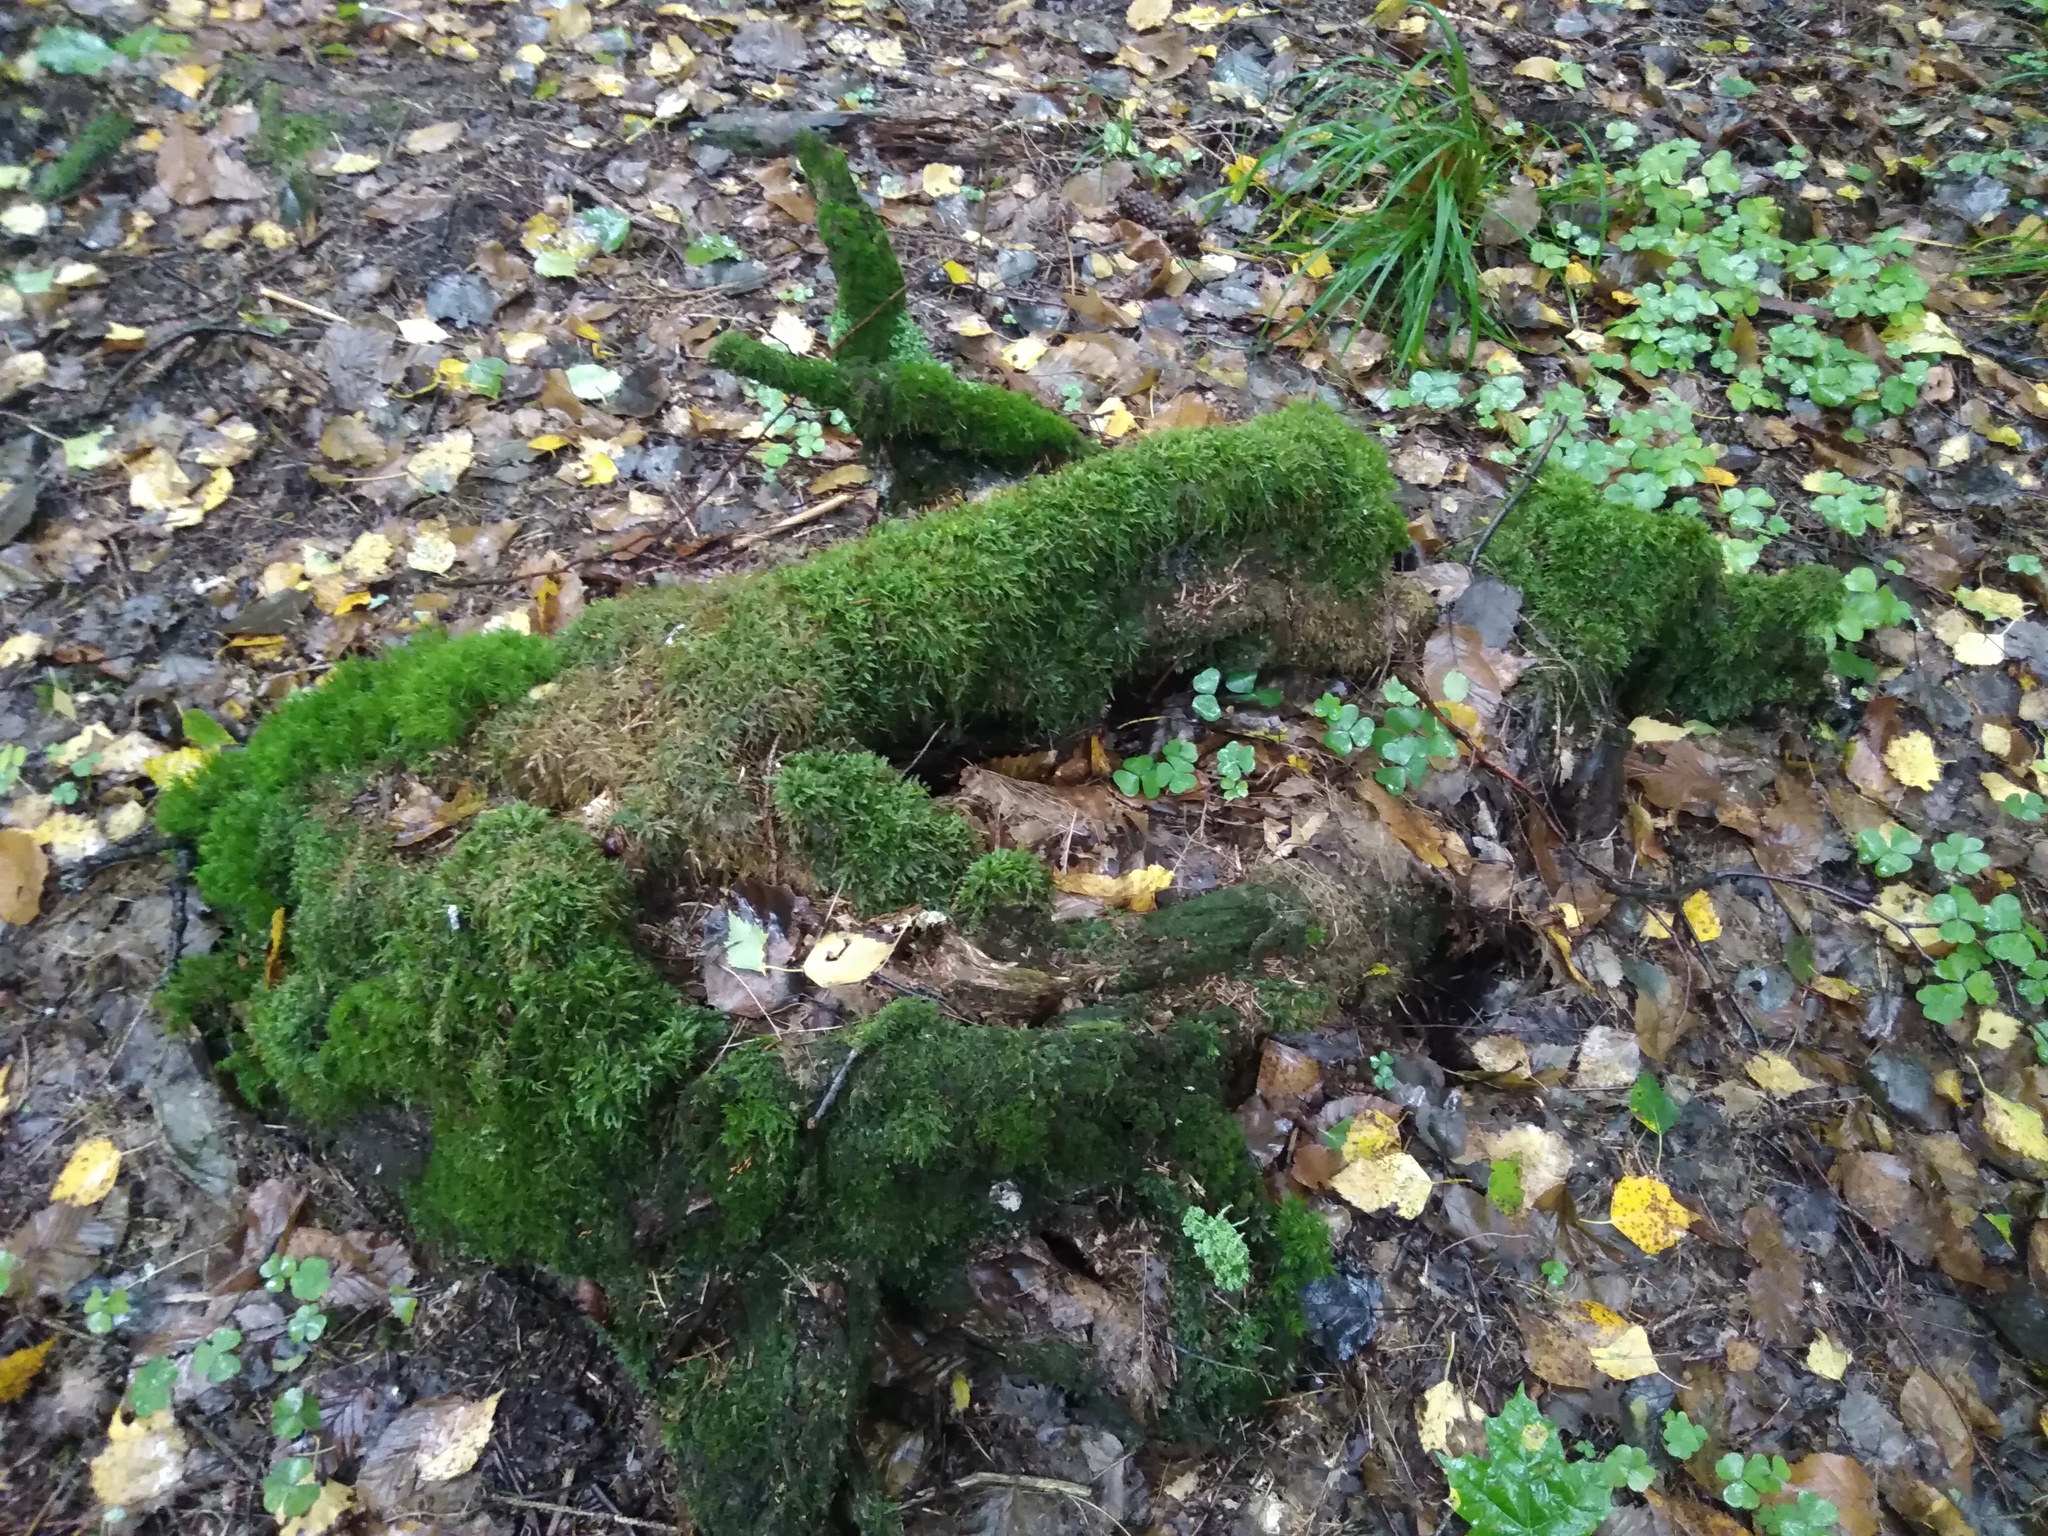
[1114,740,1199,799]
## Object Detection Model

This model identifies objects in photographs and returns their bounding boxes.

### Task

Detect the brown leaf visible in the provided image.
[1515,1306,1595,1388]
[0,827,47,925]
[1146,392,1223,431]
[1645,1491,1751,1536]
[957,765,1126,852]
[1631,959,1694,1062]
[1778,1454,1878,1536]
[1741,1205,1806,1344]
[1748,776,1826,878]
[1898,1368,1974,1486]
[155,124,217,206]
[1257,1041,1322,1103]
[1832,1151,1924,1235]
[2,1203,118,1298]
[282,1226,415,1310]
[1626,740,1742,819]
[1423,623,1525,729]
[212,1177,307,1293]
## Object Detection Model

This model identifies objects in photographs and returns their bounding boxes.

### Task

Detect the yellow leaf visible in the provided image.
[1416,1380,1485,1456]
[1340,1108,1403,1162]
[1051,864,1174,913]
[0,631,47,668]
[144,747,210,788]
[1958,586,2029,622]
[1806,1332,1850,1381]
[266,906,286,986]
[921,163,964,198]
[1126,0,1172,27]
[280,1480,354,1536]
[90,1410,188,1509]
[1681,890,1721,942]
[405,430,475,496]
[403,121,465,155]
[1642,908,1673,940]
[316,151,382,177]
[1701,465,1738,487]
[1811,974,1860,1001]
[1512,56,1563,81]
[1745,1052,1820,1096]
[767,309,815,356]
[1000,335,1049,372]
[159,62,211,98]
[1984,1091,2048,1164]
[1884,731,1945,791]
[809,464,870,494]
[1627,716,1691,744]
[578,448,619,486]
[527,433,572,452]
[417,1390,503,1481]
[50,1136,121,1206]
[1609,1174,1691,1255]
[1881,308,1969,357]
[1301,251,1334,280]
[942,259,974,285]
[0,1337,54,1404]
[1329,1150,1432,1219]
[1977,1009,2024,1049]
[342,531,394,582]
[951,1372,971,1412]
[802,931,896,987]
[1588,1323,1659,1381]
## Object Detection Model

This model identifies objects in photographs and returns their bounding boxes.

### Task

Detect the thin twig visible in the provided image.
[488,1493,675,1532]
[806,1045,861,1130]
[1466,415,1568,568]
[255,285,349,325]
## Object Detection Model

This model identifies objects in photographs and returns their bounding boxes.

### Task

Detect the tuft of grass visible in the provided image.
[1231,7,1510,367]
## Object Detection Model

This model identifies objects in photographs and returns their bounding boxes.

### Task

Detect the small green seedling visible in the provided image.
[1365,678,1458,794]
[1181,1205,1250,1292]
[1629,1070,1680,1135]
[126,1358,178,1417]
[2011,553,2042,576]
[272,1386,321,1439]
[84,1285,130,1335]
[1931,833,1989,878]
[260,1253,332,1303]
[1371,1050,1397,1090]
[262,1457,321,1520]
[1214,740,1257,800]
[1606,1444,1654,1493]
[1114,740,1198,798]
[192,1327,242,1385]
[1191,667,1281,720]
[1808,474,1887,537]
[2003,791,2046,823]
[1541,1258,1569,1287]
[287,1303,328,1346]
[1854,825,1921,878]
[1915,884,2048,1021]
[1314,693,1373,756]
[1758,1490,1841,1536]
[0,1249,17,1297]
[390,1287,419,1326]
[1662,1409,1708,1459]
[1441,1388,1641,1536]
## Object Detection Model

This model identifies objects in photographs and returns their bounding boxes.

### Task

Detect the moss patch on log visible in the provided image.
[1482,471,1843,720]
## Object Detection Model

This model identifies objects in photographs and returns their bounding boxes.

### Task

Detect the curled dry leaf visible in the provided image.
[1051,864,1173,913]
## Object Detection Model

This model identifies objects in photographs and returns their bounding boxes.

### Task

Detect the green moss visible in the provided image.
[231,804,717,1277]
[1254,978,1336,1033]
[773,750,980,913]
[32,111,133,202]
[1482,472,1842,720]
[792,129,929,366]
[952,848,1053,930]
[708,334,1089,478]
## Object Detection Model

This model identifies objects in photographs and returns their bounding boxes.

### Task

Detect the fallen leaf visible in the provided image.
[768,309,815,356]
[50,1137,121,1206]
[405,431,475,496]
[1588,1322,1659,1380]
[1628,716,1692,744]
[1329,1150,1432,1218]
[1777,1454,1880,1536]
[1610,1174,1692,1254]
[1984,1091,2048,1166]
[802,931,895,987]
[0,827,47,925]
[1416,1379,1485,1456]
[1682,890,1721,942]
[1898,1369,1974,1482]
[280,1480,355,1536]
[0,631,47,668]
[1745,1052,1820,1095]
[1976,1009,2024,1049]
[402,121,465,155]
[1127,0,1173,27]
[1467,1123,1571,1203]
[416,1390,502,1481]
[1806,1331,1850,1380]
[90,1410,188,1511]
[1883,730,1944,790]
[1000,335,1049,372]
[1512,56,1564,81]
[1051,864,1173,913]
[1340,1109,1403,1162]
[0,1336,54,1403]
[921,162,964,198]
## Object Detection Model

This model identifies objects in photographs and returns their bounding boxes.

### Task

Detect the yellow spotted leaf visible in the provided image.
[1610,1174,1692,1255]
[0,1337,54,1403]
[50,1136,121,1206]
[1807,1332,1850,1381]
[1977,1009,2024,1049]
[1340,1108,1403,1162]
[1883,731,1944,791]
[1681,890,1721,942]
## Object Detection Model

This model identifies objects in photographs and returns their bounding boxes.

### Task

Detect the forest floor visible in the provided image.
[6,0,2048,1533]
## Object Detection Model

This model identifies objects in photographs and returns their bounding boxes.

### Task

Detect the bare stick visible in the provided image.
[1466,415,1568,569]
[488,1493,676,1532]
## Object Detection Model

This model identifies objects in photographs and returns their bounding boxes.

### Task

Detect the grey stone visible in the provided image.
[1860,1050,1946,1131]
[424,271,499,328]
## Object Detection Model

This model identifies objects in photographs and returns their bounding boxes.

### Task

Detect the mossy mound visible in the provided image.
[494,401,1407,875]
[1482,471,1844,720]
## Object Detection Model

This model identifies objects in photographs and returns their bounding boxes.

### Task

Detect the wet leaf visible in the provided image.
[1610,1174,1692,1254]
[1983,1091,2048,1166]
[1329,1150,1432,1218]
[1340,1108,1403,1162]
[50,1136,120,1206]
[1628,716,1692,744]
[1630,1070,1680,1134]
[724,911,769,973]
[1745,1053,1820,1096]
[402,121,465,155]
[1468,1124,1571,1203]
[1898,1369,1973,1481]
[1682,890,1721,942]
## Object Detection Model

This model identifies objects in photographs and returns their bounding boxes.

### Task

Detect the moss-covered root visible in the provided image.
[34,111,133,202]
[792,128,930,365]
[708,332,1089,474]
[772,748,978,913]
[1481,471,1843,720]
